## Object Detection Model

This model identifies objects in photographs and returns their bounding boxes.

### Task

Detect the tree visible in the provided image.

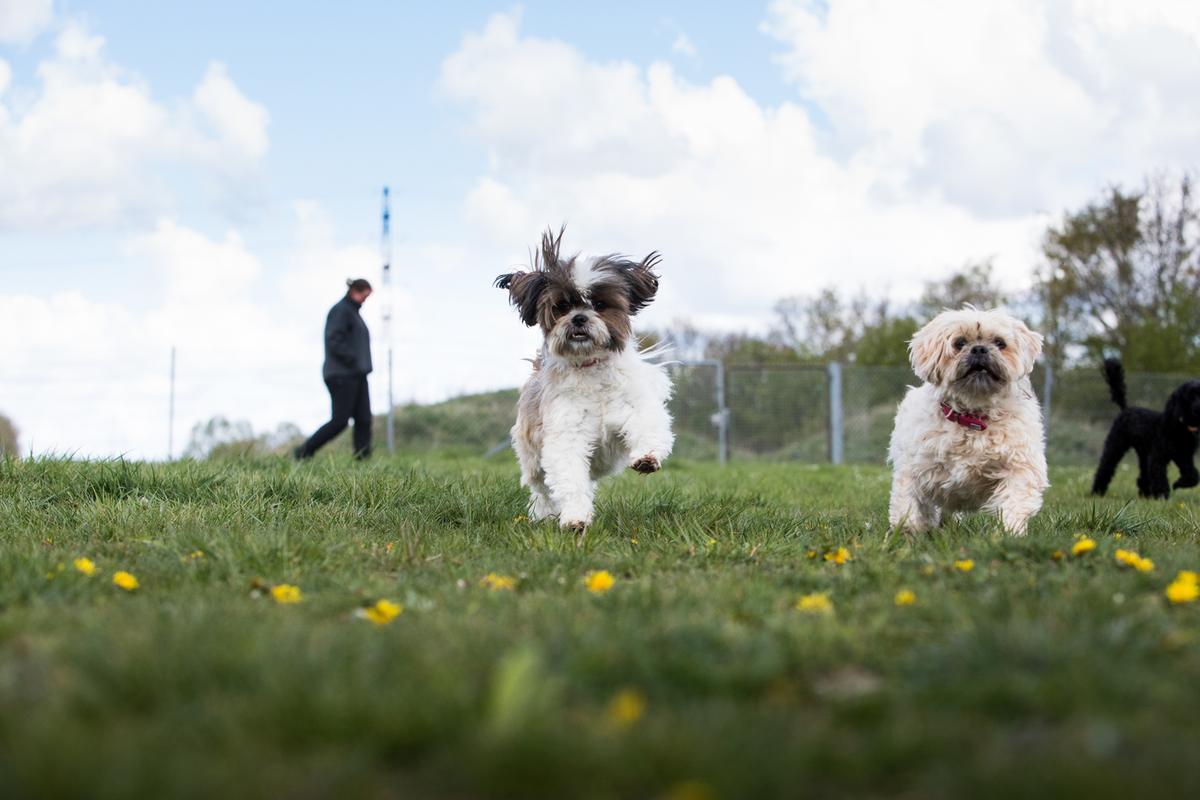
[0,413,18,457]
[183,416,255,459]
[1035,175,1200,370]
[914,260,1007,319]
[183,417,304,460]
[853,316,919,367]
[771,288,895,363]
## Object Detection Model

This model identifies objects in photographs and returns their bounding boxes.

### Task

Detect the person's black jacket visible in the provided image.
[322,296,373,380]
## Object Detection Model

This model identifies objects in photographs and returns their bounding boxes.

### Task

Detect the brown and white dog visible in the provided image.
[495,228,674,535]
[888,306,1048,535]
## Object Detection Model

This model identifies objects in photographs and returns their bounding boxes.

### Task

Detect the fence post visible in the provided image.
[1042,362,1054,438]
[827,362,844,465]
[715,360,729,466]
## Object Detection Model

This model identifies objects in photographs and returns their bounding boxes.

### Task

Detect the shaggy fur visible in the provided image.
[496,228,674,535]
[888,307,1048,536]
[1090,359,1200,499]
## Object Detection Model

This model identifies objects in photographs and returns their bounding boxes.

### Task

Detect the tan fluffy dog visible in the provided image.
[888,306,1048,535]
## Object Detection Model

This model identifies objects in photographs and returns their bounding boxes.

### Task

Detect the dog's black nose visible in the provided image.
[971,345,989,356]
[571,314,589,326]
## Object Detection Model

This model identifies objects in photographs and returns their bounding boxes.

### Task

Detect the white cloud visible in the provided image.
[764,0,1200,216]
[0,203,539,458]
[0,23,269,231]
[0,0,53,44]
[438,11,1040,329]
[1,218,311,458]
[436,5,1200,331]
[192,62,270,161]
[671,33,698,58]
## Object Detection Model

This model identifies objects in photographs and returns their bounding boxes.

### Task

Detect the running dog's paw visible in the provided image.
[631,454,660,474]
[561,518,590,547]
[560,512,591,532]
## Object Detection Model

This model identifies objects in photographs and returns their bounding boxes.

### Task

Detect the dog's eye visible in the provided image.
[553,301,570,313]
[593,300,607,312]
[994,338,1006,350]
[953,337,968,351]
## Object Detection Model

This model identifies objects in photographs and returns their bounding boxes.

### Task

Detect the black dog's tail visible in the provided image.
[1101,357,1128,410]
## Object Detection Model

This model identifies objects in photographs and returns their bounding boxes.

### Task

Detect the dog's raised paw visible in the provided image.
[631,455,660,474]
[562,519,589,544]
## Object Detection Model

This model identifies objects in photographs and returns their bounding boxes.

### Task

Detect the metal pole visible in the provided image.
[381,187,395,454]
[167,345,176,460]
[827,362,844,465]
[1042,362,1054,441]
[714,359,728,466]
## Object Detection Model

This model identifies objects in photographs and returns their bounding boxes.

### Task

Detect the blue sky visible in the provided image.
[2,0,1198,458]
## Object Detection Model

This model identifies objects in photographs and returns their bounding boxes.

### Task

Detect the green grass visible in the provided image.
[2,455,1200,799]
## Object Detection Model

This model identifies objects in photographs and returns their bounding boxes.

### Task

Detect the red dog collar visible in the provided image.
[940,402,988,431]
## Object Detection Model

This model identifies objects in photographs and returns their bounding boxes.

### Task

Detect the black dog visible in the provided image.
[1091,359,1200,499]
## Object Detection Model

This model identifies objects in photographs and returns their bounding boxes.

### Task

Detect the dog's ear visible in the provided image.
[908,322,946,384]
[1164,386,1184,422]
[494,271,548,327]
[624,252,661,315]
[1012,319,1044,376]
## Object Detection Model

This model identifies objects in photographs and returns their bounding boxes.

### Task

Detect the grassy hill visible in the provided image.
[2,454,1200,797]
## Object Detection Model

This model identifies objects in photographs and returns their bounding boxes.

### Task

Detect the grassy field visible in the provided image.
[2,455,1200,799]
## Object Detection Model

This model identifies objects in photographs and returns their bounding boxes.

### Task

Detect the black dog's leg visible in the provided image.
[1173,454,1199,490]
[1092,425,1130,496]
[1145,447,1172,499]
[1135,448,1151,496]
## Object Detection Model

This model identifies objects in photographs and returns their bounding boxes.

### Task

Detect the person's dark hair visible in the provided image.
[346,278,372,293]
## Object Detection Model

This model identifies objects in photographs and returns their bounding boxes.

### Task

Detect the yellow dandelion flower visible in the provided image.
[1051,550,1064,561]
[1113,532,1124,540]
[806,550,818,560]
[271,584,302,604]
[585,570,615,594]
[954,559,975,572]
[1071,537,1097,556]
[705,537,717,549]
[361,599,403,625]
[112,571,139,591]
[824,547,852,565]
[480,572,517,592]
[606,688,646,728]
[1115,549,1154,573]
[795,592,833,614]
[1166,572,1200,604]
[630,537,639,545]
[73,558,97,577]
[1178,570,1199,585]
[894,589,917,606]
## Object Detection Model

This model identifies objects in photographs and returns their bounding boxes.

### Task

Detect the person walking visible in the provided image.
[295,278,375,460]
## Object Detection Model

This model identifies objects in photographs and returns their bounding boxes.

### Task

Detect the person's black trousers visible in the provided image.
[297,375,372,459]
